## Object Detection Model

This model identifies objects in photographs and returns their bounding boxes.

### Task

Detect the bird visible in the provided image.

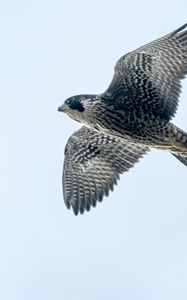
[58,24,187,215]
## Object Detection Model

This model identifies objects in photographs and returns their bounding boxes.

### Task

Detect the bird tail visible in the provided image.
[170,127,187,166]
[171,153,187,166]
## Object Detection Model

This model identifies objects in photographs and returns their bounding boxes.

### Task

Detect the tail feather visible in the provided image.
[171,127,187,166]
[171,153,187,166]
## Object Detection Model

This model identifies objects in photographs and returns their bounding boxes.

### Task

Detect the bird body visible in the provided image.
[58,24,187,215]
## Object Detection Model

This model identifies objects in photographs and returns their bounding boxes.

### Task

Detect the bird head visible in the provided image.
[58,94,97,124]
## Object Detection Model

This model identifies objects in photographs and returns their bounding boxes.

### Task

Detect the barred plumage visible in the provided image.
[58,24,187,215]
[63,126,149,215]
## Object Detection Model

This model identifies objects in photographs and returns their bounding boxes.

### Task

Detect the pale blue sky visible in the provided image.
[1,1,187,299]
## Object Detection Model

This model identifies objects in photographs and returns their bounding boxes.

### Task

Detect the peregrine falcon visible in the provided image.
[58,24,187,215]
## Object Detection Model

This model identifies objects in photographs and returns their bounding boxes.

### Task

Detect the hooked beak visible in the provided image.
[58,104,66,112]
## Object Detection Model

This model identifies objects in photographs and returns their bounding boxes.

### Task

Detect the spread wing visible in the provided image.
[63,126,149,215]
[105,24,187,120]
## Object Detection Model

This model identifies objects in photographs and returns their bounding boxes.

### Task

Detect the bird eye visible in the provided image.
[65,99,70,105]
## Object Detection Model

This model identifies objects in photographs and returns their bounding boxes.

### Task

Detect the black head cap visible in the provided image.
[65,96,85,112]
[64,94,96,112]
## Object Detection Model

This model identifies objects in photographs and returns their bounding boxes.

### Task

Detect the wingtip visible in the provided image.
[170,23,187,36]
[72,206,79,216]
